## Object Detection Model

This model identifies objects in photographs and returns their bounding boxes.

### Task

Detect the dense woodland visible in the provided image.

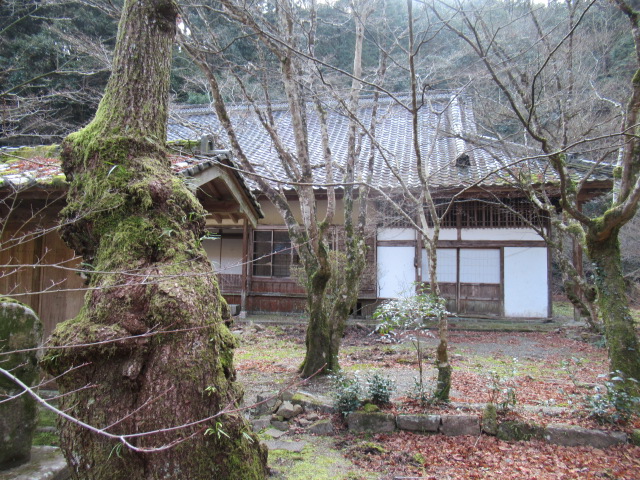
[1,0,635,144]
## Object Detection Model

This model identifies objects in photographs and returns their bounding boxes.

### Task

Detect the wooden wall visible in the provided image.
[1,219,84,338]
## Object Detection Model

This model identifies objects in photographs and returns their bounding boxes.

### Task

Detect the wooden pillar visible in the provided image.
[240,220,249,318]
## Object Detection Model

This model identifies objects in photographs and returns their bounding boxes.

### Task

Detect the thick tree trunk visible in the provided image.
[300,242,336,377]
[587,228,640,391]
[41,0,267,478]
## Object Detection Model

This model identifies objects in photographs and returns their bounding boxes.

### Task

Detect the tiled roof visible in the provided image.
[167,93,576,191]
[1,93,610,195]
[0,148,65,187]
[0,148,239,189]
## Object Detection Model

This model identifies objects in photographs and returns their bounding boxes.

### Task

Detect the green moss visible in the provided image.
[0,145,60,164]
[630,429,640,446]
[32,431,60,447]
[496,420,543,442]
[612,165,623,179]
[361,403,380,413]
[268,440,373,480]
[356,441,386,454]
[412,452,426,465]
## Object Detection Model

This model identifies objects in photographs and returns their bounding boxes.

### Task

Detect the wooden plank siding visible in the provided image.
[1,226,84,338]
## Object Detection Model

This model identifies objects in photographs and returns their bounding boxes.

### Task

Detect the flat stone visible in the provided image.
[270,420,289,432]
[281,390,294,402]
[0,446,69,480]
[440,415,481,436]
[544,424,627,448]
[290,391,335,414]
[250,417,271,432]
[306,413,320,422]
[396,414,440,433]
[264,440,306,452]
[347,412,395,433]
[263,428,287,439]
[307,419,334,435]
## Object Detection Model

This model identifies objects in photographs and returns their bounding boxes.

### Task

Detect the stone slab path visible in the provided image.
[0,447,69,480]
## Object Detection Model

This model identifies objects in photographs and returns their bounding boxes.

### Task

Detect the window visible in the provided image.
[252,230,298,277]
[425,199,546,228]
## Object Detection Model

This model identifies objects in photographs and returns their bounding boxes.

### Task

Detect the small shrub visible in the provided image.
[373,285,447,404]
[410,376,431,406]
[366,372,395,406]
[332,373,362,417]
[585,373,640,425]
[486,359,519,412]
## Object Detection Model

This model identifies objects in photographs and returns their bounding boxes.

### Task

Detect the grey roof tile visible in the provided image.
[168,93,568,191]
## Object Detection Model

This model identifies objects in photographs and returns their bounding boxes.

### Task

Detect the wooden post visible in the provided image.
[240,219,249,318]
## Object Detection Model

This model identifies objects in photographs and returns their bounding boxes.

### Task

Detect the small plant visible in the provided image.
[366,372,395,406]
[561,357,585,388]
[410,376,431,406]
[332,373,362,416]
[486,358,519,412]
[373,284,448,404]
[585,373,640,425]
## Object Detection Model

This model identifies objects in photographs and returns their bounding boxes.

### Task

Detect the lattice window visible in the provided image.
[252,230,298,277]
[427,198,545,228]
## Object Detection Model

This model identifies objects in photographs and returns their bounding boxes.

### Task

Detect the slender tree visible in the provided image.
[179,0,377,377]
[40,0,267,477]
[434,0,640,391]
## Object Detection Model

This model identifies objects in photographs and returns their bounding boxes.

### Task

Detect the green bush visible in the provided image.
[366,372,395,406]
[331,373,362,417]
[585,373,640,425]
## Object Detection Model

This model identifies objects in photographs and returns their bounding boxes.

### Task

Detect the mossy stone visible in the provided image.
[0,298,43,470]
[361,403,380,413]
[482,403,498,435]
[496,420,544,442]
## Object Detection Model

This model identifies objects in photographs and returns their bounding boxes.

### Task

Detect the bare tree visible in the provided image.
[432,0,640,390]
[178,0,378,377]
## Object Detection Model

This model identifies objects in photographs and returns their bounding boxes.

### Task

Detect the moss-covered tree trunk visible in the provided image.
[423,241,451,402]
[300,244,335,377]
[40,0,267,478]
[299,231,369,378]
[587,227,640,391]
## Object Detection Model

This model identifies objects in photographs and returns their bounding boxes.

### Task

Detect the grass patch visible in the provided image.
[235,340,303,363]
[553,301,575,319]
[32,407,59,447]
[268,440,374,480]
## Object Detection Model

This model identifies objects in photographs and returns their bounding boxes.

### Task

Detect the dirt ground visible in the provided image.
[232,317,640,480]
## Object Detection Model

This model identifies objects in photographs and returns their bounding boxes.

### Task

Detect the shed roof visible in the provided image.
[0,147,264,226]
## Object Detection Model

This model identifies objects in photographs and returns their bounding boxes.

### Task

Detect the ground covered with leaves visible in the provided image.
[233,318,640,480]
